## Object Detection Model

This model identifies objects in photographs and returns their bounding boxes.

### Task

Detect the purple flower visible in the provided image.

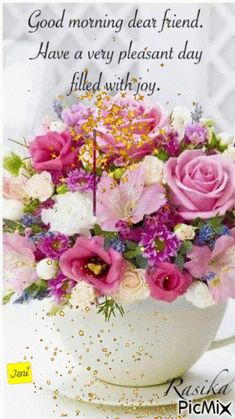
[140,222,181,266]
[38,233,70,259]
[115,220,144,242]
[62,103,94,133]
[48,272,76,302]
[34,198,55,216]
[66,168,94,192]
[184,123,208,145]
[151,205,184,229]
[154,128,180,157]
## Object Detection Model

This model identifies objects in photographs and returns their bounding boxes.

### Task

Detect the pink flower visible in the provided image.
[59,236,127,295]
[146,262,192,302]
[165,150,235,219]
[3,175,27,201]
[3,233,37,292]
[97,165,166,231]
[96,93,168,162]
[185,229,235,303]
[29,131,79,173]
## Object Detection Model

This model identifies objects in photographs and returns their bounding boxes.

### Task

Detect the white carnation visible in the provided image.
[41,191,96,236]
[116,266,150,305]
[185,281,215,309]
[70,282,96,309]
[142,156,164,185]
[171,106,191,140]
[3,198,24,221]
[174,223,196,241]
[25,171,54,202]
[36,258,59,280]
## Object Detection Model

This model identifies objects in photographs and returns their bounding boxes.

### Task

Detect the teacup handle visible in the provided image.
[209,334,235,351]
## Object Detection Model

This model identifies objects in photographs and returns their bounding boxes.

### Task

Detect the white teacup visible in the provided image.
[55,297,234,386]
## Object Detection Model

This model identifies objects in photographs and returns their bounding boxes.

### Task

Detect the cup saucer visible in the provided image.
[39,345,235,407]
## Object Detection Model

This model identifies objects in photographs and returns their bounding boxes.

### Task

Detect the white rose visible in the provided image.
[171,106,191,140]
[41,191,96,236]
[116,267,150,305]
[185,281,215,309]
[142,156,164,185]
[3,198,24,221]
[70,282,95,309]
[174,223,196,241]
[223,145,235,163]
[50,121,66,133]
[36,258,59,280]
[218,132,235,147]
[25,171,54,202]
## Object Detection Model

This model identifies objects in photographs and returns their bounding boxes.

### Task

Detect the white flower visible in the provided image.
[70,282,95,309]
[36,258,59,280]
[116,266,150,305]
[171,106,191,140]
[218,132,235,147]
[223,145,235,163]
[3,198,24,221]
[174,223,196,241]
[50,120,66,133]
[142,156,164,185]
[25,171,54,202]
[41,191,96,236]
[185,281,215,309]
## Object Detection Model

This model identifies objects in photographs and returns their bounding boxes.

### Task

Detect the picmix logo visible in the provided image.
[178,399,232,416]
[164,368,234,417]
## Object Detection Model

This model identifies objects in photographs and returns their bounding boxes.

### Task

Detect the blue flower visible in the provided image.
[109,238,126,253]
[31,231,54,244]
[198,224,214,244]
[218,225,230,237]
[21,214,41,227]
[14,291,31,304]
[34,289,50,300]
[203,272,216,282]
[53,99,63,119]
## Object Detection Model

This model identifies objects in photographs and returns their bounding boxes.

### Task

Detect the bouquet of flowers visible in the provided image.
[3,92,235,320]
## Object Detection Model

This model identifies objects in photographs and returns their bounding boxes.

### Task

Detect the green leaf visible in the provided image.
[93,224,103,235]
[3,218,24,234]
[175,254,185,270]
[207,216,224,234]
[179,241,193,255]
[97,297,125,322]
[157,148,169,161]
[134,255,148,269]
[56,184,69,194]
[23,199,40,214]
[104,237,112,250]
[3,152,24,176]
[124,248,141,260]
[3,291,15,305]
[125,240,138,251]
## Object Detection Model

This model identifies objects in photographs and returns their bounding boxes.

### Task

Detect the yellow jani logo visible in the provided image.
[7,362,32,384]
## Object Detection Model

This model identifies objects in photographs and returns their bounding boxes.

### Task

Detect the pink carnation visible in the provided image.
[59,236,127,295]
[146,262,192,302]
[165,150,235,219]
[29,131,79,173]
[3,175,27,201]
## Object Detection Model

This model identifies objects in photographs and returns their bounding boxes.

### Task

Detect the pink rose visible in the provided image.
[165,150,235,219]
[59,236,127,295]
[3,175,27,201]
[146,262,192,302]
[29,131,78,173]
[3,233,37,292]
